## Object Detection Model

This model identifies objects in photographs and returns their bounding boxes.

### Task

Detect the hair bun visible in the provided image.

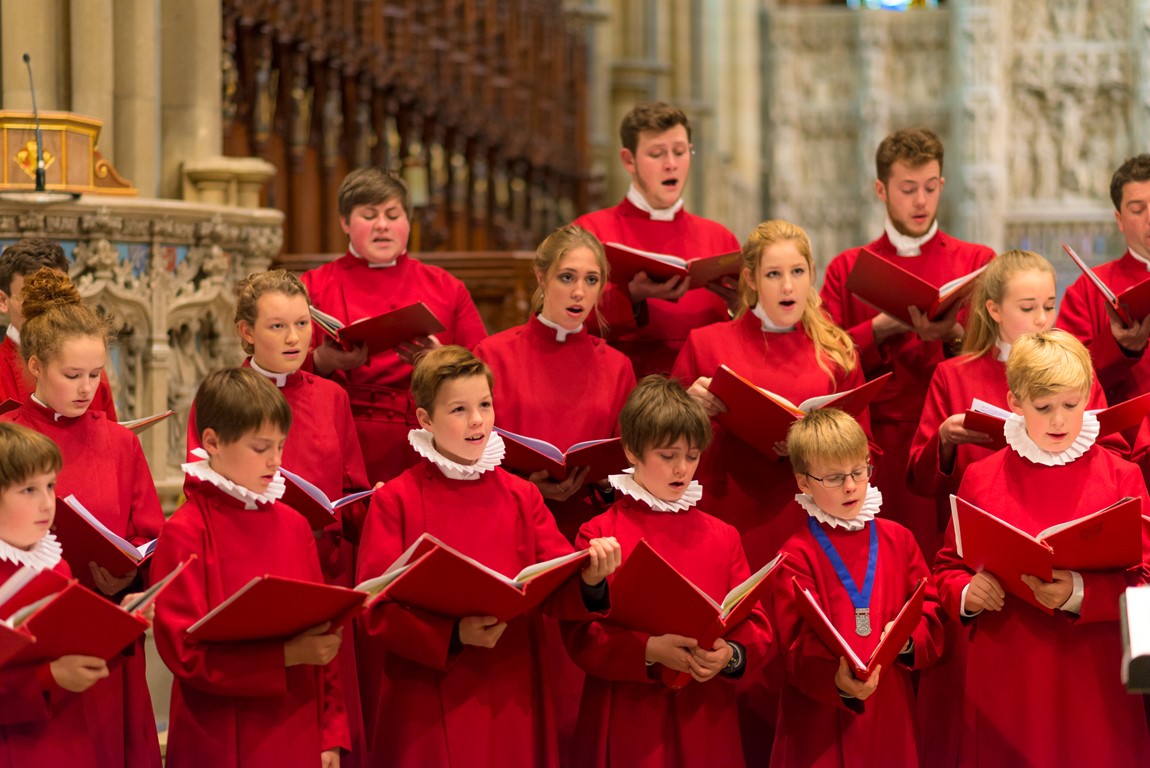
[20,267,81,323]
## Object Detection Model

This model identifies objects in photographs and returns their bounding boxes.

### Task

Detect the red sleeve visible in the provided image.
[0,662,59,726]
[721,531,774,676]
[932,476,976,623]
[1058,275,1142,390]
[124,432,165,551]
[446,278,488,350]
[1077,463,1150,624]
[819,252,882,375]
[527,484,598,622]
[907,365,957,498]
[900,537,946,672]
[669,331,703,387]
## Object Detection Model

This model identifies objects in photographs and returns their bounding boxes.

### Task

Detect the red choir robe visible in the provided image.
[0,556,100,768]
[473,315,637,542]
[355,457,601,768]
[151,475,350,768]
[820,231,995,557]
[574,198,740,377]
[0,334,117,419]
[0,395,163,768]
[562,494,772,768]
[933,444,1150,768]
[301,251,487,484]
[770,510,945,768]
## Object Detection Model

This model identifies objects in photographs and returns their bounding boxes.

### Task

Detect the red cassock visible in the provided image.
[671,312,876,568]
[562,495,772,768]
[151,476,350,768]
[1,396,164,768]
[300,252,487,484]
[574,198,741,377]
[0,334,118,419]
[770,514,945,768]
[473,315,637,542]
[0,557,100,768]
[933,446,1150,768]
[820,232,995,556]
[355,459,597,768]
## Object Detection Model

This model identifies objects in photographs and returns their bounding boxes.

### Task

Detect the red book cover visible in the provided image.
[963,393,1150,453]
[373,533,591,622]
[602,241,742,287]
[1063,242,1150,326]
[495,428,628,483]
[186,574,367,643]
[279,467,374,531]
[709,365,891,453]
[52,495,156,587]
[845,248,988,327]
[310,302,446,357]
[792,576,926,682]
[0,567,69,667]
[6,581,151,664]
[606,540,787,688]
[118,409,176,434]
[0,623,34,667]
[1096,391,1150,436]
[950,495,1142,613]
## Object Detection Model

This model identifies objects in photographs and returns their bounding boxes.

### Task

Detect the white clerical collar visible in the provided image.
[535,313,583,342]
[182,448,287,509]
[884,216,939,257]
[349,243,402,268]
[751,303,797,333]
[249,358,292,388]
[1128,248,1150,271]
[626,183,684,222]
[995,338,1011,363]
[1003,411,1099,466]
[6,324,19,345]
[795,486,883,532]
[607,468,702,513]
[408,428,505,481]
[31,393,67,422]
[0,531,62,570]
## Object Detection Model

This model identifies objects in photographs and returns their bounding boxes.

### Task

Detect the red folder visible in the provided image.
[950,494,1142,613]
[279,467,374,531]
[962,393,1150,453]
[363,532,591,622]
[792,576,926,682]
[186,574,367,643]
[118,409,176,434]
[607,540,787,688]
[1063,242,1150,326]
[310,302,446,357]
[603,242,742,286]
[708,365,891,453]
[5,581,151,664]
[52,495,157,586]
[846,248,989,327]
[0,623,34,667]
[495,428,628,483]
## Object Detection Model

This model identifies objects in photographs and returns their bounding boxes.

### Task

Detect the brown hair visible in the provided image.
[0,422,62,492]
[1006,330,1092,402]
[619,102,691,154]
[20,268,112,365]
[234,269,311,354]
[739,220,857,381]
[410,345,494,415]
[337,167,409,219]
[1110,154,1150,210]
[962,250,1052,358]
[786,408,869,476]
[875,128,944,184]
[619,375,711,458]
[193,367,292,445]
[0,238,68,295]
[531,225,609,321]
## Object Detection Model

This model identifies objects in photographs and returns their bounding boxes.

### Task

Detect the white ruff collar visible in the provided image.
[536,313,584,343]
[349,243,402,268]
[751,303,797,333]
[884,215,939,257]
[0,531,62,569]
[250,358,292,387]
[1128,248,1150,271]
[408,428,505,481]
[796,486,882,532]
[6,324,19,345]
[608,468,702,513]
[1003,411,1099,466]
[995,339,1011,362]
[182,448,286,509]
[626,183,684,222]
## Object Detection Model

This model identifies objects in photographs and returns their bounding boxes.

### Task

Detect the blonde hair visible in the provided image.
[0,422,61,492]
[1006,330,1092,401]
[618,375,712,457]
[410,345,494,415]
[962,250,1052,358]
[786,408,870,476]
[530,226,609,330]
[738,220,857,381]
[20,268,112,365]
[234,269,311,354]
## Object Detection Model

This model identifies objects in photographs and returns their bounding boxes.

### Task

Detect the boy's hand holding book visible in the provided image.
[1110,313,1150,354]
[582,536,622,585]
[688,637,734,683]
[50,654,110,693]
[906,303,963,344]
[686,376,727,417]
[1021,570,1074,611]
[284,621,342,667]
[645,633,698,673]
[90,563,137,597]
[312,338,369,376]
[628,272,691,303]
[835,658,880,701]
[458,615,508,648]
[964,571,1005,613]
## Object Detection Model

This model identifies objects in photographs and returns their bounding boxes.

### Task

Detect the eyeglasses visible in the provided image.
[804,464,873,488]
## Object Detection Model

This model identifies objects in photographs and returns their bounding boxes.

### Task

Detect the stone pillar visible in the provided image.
[1,0,65,111]
[159,0,222,199]
[856,12,892,238]
[1137,0,1150,152]
[114,0,161,197]
[71,0,116,151]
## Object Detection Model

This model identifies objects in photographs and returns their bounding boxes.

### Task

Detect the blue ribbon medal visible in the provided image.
[807,517,877,636]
